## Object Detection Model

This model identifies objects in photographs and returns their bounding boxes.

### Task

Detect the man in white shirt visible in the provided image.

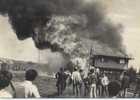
[71,67,82,96]
[101,73,109,97]
[15,69,40,98]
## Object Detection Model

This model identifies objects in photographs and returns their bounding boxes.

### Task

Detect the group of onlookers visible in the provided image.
[55,67,140,98]
[0,66,140,98]
[55,67,113,98]
[70,67,110,98]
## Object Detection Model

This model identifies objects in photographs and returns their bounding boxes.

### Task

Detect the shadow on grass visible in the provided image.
[46,92,59,98]
[41,92,60,98]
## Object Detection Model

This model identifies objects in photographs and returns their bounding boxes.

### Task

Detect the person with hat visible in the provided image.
[0,71,13,98]
[71,66,82,96]
[89,68,97,98]
[133,74,140,97]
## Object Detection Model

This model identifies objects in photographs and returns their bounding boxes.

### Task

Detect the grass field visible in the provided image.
[11,72,78,98]
[10,71,139,98]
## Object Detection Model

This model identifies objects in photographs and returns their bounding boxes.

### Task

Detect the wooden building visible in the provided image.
[83,40,133,80]
[91,54,132,80]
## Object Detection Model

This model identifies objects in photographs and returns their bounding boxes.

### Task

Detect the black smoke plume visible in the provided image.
[0,0,124,50]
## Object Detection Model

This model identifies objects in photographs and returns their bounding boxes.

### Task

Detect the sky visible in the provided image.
[0,0,140,70]
[0,16,39,62]
[103,0,140,70]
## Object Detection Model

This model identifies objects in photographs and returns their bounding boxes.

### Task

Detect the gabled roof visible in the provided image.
[82,38,133,59]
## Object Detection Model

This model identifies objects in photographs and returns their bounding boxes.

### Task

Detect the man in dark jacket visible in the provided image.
[55,68,67,96]
[121,71,130,98]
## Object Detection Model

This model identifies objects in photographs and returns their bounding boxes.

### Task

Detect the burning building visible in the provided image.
[83,40,133,80]
[0,0,131,75]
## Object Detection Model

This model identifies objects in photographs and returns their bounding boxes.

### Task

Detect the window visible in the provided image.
[101,58,105,62]
[100,57,107,62]
[119,59,126,64]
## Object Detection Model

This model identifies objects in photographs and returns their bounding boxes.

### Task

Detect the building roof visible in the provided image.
[82,38,133,59]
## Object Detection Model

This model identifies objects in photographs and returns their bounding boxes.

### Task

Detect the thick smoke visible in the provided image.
[0,0,124,50]
[38,49,69,75]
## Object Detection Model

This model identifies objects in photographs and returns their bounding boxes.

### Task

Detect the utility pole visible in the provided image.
[89,44,93,70]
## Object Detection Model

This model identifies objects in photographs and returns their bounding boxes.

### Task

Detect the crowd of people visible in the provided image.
[0,66,140,98]
[55,67,139,98]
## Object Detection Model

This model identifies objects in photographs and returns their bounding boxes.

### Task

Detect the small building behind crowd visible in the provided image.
[90,45,133,80]
[84,40,133,81]
[90,54,132,80]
